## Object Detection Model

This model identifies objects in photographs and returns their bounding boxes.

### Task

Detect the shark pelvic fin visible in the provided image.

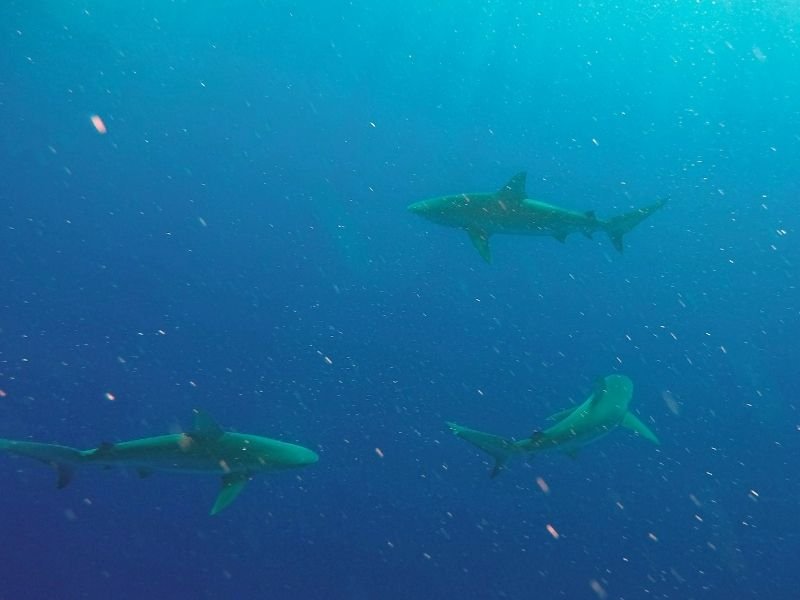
[495,172,527,203]
[621,412,660,445]
[190,409,224,441]
[466,228,492,263]
[211,472,250,515]
[92,441,115,456]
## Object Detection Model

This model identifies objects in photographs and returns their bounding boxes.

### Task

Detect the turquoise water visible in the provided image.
[1,2,798,598]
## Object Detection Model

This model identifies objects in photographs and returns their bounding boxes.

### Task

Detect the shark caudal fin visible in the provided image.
[603,199,667,253]
[0,439,83,488]
[446,422,519,477]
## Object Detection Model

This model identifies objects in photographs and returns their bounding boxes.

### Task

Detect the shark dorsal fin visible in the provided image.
[495,172,527,203]
[190,410,224,440]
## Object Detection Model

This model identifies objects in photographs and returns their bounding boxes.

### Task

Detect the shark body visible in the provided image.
[0,410,318,514]
[408,172,666,262]
[447,374,659,476]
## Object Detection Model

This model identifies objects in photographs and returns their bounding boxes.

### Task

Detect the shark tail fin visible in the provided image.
[603,199,667,253]
[446,422,518,477]
[0,439,82,488]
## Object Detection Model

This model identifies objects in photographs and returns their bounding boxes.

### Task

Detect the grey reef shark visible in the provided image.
[447,374,659,477]
[408,172,666,263]
[0,409,318,515]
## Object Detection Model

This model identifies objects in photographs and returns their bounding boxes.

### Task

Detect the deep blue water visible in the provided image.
[1,1,799,598]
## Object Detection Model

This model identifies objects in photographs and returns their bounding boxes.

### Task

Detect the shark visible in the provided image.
[0,409,319,515]
[408,172,666,262]
[447,374,659,477]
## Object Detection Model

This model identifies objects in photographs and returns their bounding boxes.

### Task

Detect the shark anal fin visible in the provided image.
[621,412,660,445]
[190,409,224,441]
[496,172,527,203]
[553,232,568,243]
[53,462,74,489]
[137,468,154,479]
[466,228,492,263]
[563,448,580,460]
[211,472,250,515]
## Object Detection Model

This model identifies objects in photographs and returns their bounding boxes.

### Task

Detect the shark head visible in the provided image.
[287,444,320,467]
[600,374,634,408]
[241,436,319,471]
[408,194,477,227]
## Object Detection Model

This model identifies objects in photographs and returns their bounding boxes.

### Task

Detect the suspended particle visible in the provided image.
[535,476,550,494]
[589,579,608,599]
[90,114,107,134]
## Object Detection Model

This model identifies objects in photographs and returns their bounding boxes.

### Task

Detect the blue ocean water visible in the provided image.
[1,1,799,598]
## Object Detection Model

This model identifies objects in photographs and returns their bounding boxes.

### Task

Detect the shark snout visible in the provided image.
[407,200,430,216]
[297,446,319,466]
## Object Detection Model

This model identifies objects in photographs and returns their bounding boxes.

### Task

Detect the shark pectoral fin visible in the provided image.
[621,412,660,445]
[211,473,250,515]
[190,409,224,442]
[495,172,527,203]
[466,228,492,263]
